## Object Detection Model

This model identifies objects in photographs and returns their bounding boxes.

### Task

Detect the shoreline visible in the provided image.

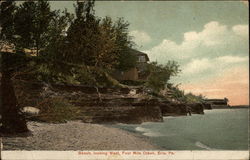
[104,123,163,149]
[2,121,159,150]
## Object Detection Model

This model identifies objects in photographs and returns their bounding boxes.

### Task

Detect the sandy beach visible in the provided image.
[2,121,159,150]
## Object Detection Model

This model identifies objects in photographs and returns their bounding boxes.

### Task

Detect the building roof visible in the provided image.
[129,48,150,61]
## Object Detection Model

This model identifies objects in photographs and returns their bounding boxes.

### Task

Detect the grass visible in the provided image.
[33,97,81,123]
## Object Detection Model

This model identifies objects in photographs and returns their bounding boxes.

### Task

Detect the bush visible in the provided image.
[34,97,81,123]
[145,61,180,92]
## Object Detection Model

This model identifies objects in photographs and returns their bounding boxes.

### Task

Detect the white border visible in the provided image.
[1,151,249,160]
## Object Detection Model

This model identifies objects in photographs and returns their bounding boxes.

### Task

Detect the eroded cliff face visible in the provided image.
[187,103,204,114]
[13,81,163,123]
[159,101,187,116]
[13,81,204,124]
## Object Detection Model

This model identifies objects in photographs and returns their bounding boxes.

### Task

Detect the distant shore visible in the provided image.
[230,105,249,109]
[2,121,159,150]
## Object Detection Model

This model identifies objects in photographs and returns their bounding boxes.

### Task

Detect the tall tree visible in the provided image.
[42,9,73,59]
[0,1,29,134]
[64,1,136,72]
[64,0,100,65]
[113,18,136,72]
[13,0,54,55]
[0,0,16,51]
[0,52,29,134]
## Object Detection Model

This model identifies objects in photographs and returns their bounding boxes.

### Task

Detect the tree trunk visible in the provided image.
[0,70,28,134]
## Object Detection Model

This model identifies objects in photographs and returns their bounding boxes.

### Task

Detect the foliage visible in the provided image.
[63,0,102,65]
[169,84,205,103]
[0,0,71,56]
[1,52,124,89]
[62,1,136,71]
[35,97,81,123]
[113,18,137,71]
[13,1,55,54]
[170,85,187,102]
[145,61,180,92]
[0,0,135,133]
[185,92,205,103]
[41,9,73,58]
[0,0,17,50]
[1,0,137,73]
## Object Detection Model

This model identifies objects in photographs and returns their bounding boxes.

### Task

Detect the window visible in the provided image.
[138,56,146,62]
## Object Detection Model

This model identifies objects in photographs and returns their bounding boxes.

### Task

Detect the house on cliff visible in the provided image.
[113,49,150,81]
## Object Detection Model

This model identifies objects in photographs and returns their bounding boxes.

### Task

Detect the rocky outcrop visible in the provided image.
[69,97,163,124]
[187,103,204,114]
[203,103,212,110]
[13,81,163,124]
[13,81,204,124]
[159,101,187,116]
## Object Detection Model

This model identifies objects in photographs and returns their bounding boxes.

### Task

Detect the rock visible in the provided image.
[21,106,40,115]
[187,103,204,114]
[160,102,187,116]
[128,89,137,95]
[203,103,212,110]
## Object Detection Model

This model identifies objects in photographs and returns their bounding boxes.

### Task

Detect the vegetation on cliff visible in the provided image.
[0,0,205,132]
[169,84,205,104]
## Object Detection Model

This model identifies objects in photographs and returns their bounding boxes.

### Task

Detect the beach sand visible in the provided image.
[2,121,159,150]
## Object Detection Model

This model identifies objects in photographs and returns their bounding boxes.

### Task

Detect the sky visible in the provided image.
[51,1,249,105]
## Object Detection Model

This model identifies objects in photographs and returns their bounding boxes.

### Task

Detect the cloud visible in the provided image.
[183,58,213,74]
[182,55,248,75]
[180,66,249,105]
[144,21,249,105]
[143,39,190,62]
[232,25,249,38]
[129,30,151,46]
[146,21,248,64]
[184,21,229,47]
[215,56,248,63]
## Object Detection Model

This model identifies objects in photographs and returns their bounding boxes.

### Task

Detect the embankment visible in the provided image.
[13,81,204,124]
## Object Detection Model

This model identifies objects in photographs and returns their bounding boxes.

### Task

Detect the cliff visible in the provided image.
[13,80,204,124]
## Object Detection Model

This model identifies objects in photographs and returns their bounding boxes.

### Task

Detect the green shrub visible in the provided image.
[34,97,81,123]
[145,61,180,92]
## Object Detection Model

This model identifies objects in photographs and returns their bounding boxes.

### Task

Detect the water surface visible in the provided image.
[113,109,249,150]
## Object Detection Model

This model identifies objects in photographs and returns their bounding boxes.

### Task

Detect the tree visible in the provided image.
[185,93,205,103]
[0,0,16,51]
[41,9,73,59]
[13,0,55,55]
[63,1,137,72]
[94,17,118,70]
[0,1,29,134]
[145,61,180,92]
[113,18,136,71]
[0,52,29,134]
[63,0,100,65]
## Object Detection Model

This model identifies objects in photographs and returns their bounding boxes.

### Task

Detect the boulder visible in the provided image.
[21,106,40,115]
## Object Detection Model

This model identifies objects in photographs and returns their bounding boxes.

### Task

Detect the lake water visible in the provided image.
[113,109,249,150]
